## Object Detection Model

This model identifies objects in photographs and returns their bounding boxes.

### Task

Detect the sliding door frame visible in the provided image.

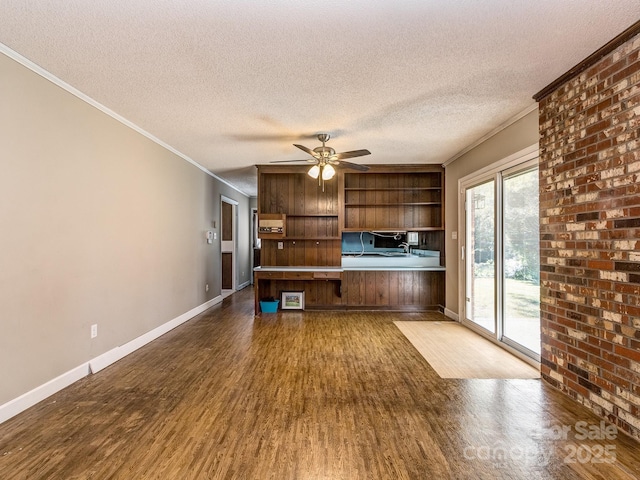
[457,144,539,367]
[499,161,541,359]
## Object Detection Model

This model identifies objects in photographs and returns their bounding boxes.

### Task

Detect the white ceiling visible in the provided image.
[2,1,639,197]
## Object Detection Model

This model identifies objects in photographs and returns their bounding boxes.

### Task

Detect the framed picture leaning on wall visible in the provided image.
[281,291,304,310]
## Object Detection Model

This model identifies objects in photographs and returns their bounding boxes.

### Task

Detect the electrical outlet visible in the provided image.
[278,241,284,249]
[205,284,209,292]
[90,324,98,339]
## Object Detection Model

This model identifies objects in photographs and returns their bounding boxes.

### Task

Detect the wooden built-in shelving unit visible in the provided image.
[257,165,341,266]
[255,164,445,313]
[343,166,443,231]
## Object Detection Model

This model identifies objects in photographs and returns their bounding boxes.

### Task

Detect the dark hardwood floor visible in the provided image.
[1,287,639,479]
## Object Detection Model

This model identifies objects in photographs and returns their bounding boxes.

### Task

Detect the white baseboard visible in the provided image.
[237,280,251,290]
[89,295,222,373]
[0,364,89,424]
[444,308,460,322]
[0,295,222,424]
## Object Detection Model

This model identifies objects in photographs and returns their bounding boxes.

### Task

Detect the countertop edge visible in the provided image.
[254,266,445,272]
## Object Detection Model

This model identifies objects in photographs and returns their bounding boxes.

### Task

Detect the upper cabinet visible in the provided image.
[342,165,444,231]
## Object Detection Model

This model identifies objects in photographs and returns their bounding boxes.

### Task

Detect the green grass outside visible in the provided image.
[471,277,540,319]
[469,277,541,353]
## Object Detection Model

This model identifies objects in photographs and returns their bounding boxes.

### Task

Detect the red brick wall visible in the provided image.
[538,33,640,440]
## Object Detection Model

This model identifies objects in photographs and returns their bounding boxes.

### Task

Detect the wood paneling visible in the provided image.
[344,270,444,310]
[286,215,339,239]
[258,167,341,268]
[257,278,342,308]
[260,240,342,267]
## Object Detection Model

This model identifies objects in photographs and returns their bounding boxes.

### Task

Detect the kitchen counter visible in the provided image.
[341,252,443,269]
[342,266,445,271]
[253,264,444,272]
[253,266,343,272]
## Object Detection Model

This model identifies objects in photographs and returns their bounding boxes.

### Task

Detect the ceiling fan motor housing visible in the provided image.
[313,146,336,159]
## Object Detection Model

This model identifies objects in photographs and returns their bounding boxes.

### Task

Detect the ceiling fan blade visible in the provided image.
[334,160,370,171]
[333,149,371,160]
[228,133,318,142]
[293,144,321,159]
[270,158,318,163]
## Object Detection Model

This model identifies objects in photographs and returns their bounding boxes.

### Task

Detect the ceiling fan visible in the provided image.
[270,133,371,189]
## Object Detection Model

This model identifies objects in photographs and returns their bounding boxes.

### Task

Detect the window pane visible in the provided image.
[465,180,495,333]
[502,169,540,354]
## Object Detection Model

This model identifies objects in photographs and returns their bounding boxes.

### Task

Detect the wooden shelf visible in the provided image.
[345,202,442,207]
[343,168,444,232]
[282,237,341,240]
[342,227,444,232]
[286,214,339,217]
[344,187,441,191]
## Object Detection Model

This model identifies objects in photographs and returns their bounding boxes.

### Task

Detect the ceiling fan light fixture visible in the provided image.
[308,165,320,179]
[322,164,336,180]
[276,134,370,190]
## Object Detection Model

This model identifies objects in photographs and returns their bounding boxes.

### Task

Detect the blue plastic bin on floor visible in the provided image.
[260,300,279,313]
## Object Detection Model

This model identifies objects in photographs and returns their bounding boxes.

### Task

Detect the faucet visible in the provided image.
[399,242,410,254]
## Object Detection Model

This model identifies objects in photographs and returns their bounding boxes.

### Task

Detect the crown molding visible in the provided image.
[0,42,249,198]
[443,103,538,167]
[533,19,640,102]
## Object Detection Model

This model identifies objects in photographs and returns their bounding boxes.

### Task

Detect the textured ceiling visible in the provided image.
[1,1,640,196]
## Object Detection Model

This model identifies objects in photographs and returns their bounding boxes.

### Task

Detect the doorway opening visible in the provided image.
[221,195,238,299]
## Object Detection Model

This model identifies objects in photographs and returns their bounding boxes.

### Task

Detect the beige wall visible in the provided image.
[0,52,250,405]
[443,108,539,316]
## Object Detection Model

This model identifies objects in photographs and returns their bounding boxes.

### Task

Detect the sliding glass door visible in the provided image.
[465,180,496,334]
[502,167,540,355]
[462,158,540,360]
